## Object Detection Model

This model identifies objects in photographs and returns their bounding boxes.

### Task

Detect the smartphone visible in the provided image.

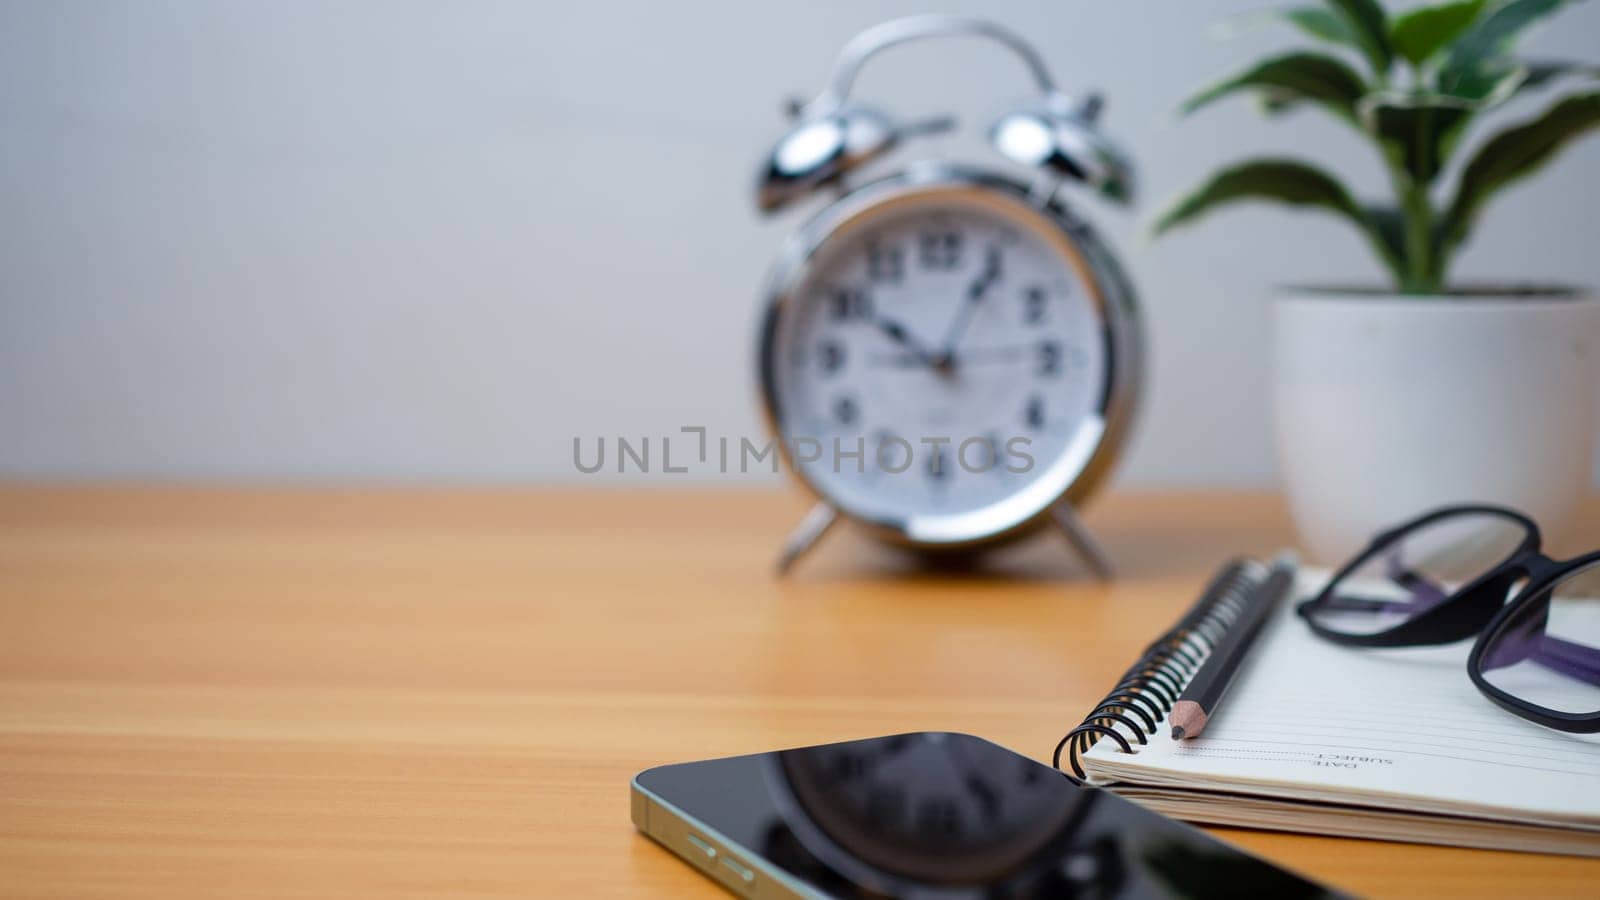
[632,732,1343,899]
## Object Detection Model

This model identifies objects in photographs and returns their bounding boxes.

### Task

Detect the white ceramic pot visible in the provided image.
[1273,290,1600,563]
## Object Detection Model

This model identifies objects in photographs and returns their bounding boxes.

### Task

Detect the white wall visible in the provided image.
[2,0,1597,487]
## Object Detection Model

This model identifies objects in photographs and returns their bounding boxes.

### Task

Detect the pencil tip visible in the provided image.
[1170,726,1185,740]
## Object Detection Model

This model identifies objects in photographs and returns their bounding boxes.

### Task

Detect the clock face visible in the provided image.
[764,181,1112,543]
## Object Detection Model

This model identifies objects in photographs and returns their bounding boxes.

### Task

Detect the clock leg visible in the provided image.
[1049,501,1114,580]
[776,502,839,575]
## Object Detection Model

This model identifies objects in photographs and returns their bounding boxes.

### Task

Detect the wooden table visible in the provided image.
[2,487,1596,898]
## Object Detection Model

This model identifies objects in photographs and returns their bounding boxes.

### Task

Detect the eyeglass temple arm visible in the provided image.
[1311,545,1600,688]
[1485,634,1600,687]
[1314,552,1452,615]
[1320,593,1600,686]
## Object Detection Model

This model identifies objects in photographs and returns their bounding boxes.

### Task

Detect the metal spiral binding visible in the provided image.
[1054,559,1266,782]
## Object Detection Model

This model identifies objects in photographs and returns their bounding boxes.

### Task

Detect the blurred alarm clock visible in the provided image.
[756,16,1142,575]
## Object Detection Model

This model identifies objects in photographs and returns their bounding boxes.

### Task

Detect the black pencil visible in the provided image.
[1170,553,1298,740]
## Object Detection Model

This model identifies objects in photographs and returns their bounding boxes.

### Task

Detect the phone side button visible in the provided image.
[719,854,756,894]
[685,833,717,861]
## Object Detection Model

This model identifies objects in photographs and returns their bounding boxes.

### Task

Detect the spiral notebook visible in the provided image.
[1060,563,1600,857]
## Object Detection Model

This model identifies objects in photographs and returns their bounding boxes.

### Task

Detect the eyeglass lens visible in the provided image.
[1478,560,1600,717]
[1306,512,1528,637]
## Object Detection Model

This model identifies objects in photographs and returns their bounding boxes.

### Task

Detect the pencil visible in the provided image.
[1170,553,1298,740]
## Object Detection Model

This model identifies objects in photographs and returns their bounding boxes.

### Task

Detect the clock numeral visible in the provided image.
[833,395,859,427]
[1036,341,1061,377]
[926,444,949,482]
[917,229,962,270]
[818,340,846,376]
[985,432,1005,476]
[874,430,911,475]
[829,287,872,321]
[1023,285,1048,325]
[865,241,904,284]
[1025,395,1046,430]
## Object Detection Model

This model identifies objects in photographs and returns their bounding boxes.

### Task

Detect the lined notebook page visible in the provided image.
[1084,571,1600,827]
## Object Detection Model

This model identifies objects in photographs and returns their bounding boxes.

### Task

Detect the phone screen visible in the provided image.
[634,732,1341,899]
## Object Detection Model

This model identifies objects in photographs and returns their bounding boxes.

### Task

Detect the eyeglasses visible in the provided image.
[1295,505,1600,733]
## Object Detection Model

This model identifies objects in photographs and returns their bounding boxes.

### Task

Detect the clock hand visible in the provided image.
[866,350,951,369]
[866,344,1036,368]
[950,344,1032,365]
[935,244,1002,363]
[871,317,943,368]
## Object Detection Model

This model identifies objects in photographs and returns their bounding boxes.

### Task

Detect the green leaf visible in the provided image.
[1449,57,1534,102]
[1361,93,1478,185]
[1440,91,1600,250]
[1437,0,1570,94]
[1360,68,1527,185]
[1153,160,1360,234]
[1389,0,1488,67]
[1180,52,1369,124]
[1452,54,1600,106]
[1520,59,1600,92]
[1360,204,1412,274]
[1152,159,1404,278]
[1213,7,1358,46]
[1324,0,1394,76]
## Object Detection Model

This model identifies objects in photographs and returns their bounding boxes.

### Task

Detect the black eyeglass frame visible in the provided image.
[1295,504,1600,734]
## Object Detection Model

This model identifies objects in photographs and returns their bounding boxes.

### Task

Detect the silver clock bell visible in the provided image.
[754,16,1143,576]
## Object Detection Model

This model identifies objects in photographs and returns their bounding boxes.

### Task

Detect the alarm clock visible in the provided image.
[755,16,1142,575]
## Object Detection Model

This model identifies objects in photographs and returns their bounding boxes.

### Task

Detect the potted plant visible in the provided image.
[1155,0,1600,561]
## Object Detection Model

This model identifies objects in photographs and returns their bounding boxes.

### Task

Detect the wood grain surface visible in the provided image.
[1,487,1596,898]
